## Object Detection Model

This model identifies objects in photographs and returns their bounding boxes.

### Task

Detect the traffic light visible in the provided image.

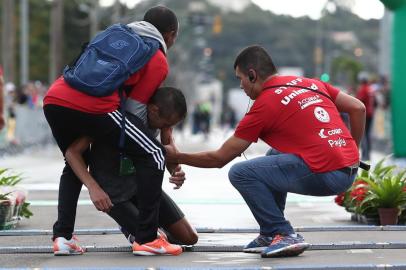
[212,15,222,34]
[320,73,330,82]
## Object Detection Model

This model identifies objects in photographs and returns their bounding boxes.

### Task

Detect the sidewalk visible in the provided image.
[1,201,406,269]
[0,131,405,269]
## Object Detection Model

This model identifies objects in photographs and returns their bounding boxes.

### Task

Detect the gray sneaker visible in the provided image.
[243,235,273,253]
[261,234,310,258]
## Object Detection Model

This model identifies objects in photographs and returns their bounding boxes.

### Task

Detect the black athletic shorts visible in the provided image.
[89,141,184,227]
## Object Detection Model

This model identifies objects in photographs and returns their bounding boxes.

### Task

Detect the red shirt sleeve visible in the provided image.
[234,99,270,143]
[322,82,340,101]
[125,50,168,104]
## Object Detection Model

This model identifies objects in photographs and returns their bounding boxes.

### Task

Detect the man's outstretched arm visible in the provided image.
[166,135,251,168]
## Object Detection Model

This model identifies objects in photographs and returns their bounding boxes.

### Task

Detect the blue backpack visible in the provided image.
[63,23,160,97]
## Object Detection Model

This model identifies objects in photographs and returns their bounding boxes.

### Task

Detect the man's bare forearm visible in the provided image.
[177,151,228,168]
[65,149,99,189]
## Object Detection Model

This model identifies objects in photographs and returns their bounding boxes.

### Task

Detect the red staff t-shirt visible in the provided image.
[234,75,359,173]
[44,50,168,113]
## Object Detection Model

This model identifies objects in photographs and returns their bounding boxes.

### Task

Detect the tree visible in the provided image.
[331,56,363,90]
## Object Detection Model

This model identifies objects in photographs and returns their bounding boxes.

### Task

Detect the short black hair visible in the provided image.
[233,45,277,80]
[150,87,187,120]
[144,6,178,35]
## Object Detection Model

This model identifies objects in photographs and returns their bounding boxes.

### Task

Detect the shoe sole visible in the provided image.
[54,250,84,256]
[133,249,182,256]
[261,243,310,258]
[243,247,267,253]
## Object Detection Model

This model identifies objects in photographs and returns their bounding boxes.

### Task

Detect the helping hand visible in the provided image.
[169,164,186,189]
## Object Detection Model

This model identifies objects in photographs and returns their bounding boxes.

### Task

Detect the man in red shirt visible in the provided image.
[44,6,183,256]
[356,78,375,160]
[165,45,366,258]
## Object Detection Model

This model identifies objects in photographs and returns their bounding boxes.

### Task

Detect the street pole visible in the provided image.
[49,0,64,83]
[20,0,29,85]
[1,0,16,83]
[89,0,100,38]
[112,0,121,23]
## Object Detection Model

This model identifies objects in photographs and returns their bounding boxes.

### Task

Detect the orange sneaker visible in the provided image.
[53,236,85,256]
[132,236,182,256]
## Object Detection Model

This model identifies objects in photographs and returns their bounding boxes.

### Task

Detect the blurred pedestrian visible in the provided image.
[165,45,365,259]
[356,76,375,160]
[221,105,237,129]
[199,101,212,139]
[5,83,17,145]
[192,103,202,134]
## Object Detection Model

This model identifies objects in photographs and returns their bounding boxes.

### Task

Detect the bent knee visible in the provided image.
[184,231,199,245]
[175,230,198,245]
[228,162,247,185]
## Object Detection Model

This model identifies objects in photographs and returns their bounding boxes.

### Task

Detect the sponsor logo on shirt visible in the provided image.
[314,107,330,123]
[276,80,322,107]
[318,128,343,138]
[274,78,304,95]
[281,89,309,105]
[328,138,347,147]
[298,95,323,109]
[318,129,328,138]
[318,128,346,147]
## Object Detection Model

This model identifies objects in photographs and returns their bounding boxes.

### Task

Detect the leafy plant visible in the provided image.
[0,192,11,201]
[334,155,405,217]
[0,169,23,186]
[0,168,32,219]
[359,169,406,212]
[20,202,33,219]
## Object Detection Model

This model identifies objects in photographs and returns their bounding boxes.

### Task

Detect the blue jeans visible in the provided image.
[228,149,356,236]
